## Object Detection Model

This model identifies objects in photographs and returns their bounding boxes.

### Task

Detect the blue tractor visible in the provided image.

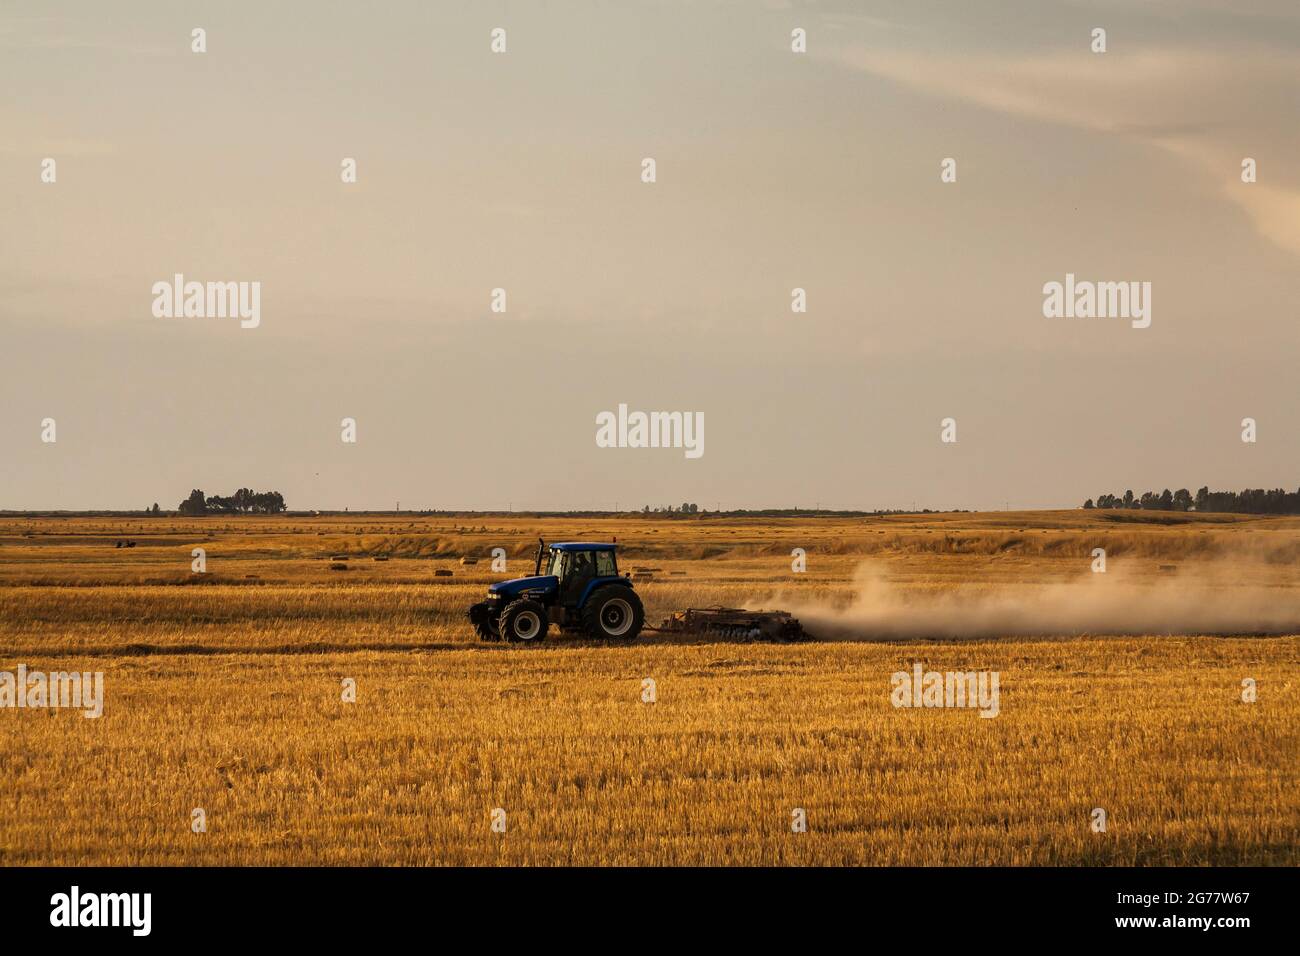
[467,539,645,643]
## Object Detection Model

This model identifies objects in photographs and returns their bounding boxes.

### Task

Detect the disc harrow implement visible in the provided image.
[656,606,810,642]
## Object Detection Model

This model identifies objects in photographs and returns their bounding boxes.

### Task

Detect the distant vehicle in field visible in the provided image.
[467,539,644,643]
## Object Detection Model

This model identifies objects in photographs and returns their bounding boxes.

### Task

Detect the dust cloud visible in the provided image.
[779,561,1300,641]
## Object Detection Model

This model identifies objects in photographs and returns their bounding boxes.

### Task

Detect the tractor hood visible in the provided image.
[488,575,558,599]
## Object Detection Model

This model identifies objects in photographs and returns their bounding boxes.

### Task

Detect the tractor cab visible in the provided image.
[468,540,644,643]
[541,542,621,606]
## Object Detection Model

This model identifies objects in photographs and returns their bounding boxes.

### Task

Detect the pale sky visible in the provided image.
[3,0,1299,511]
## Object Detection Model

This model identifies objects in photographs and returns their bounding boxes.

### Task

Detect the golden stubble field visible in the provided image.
[0,510,1296,865]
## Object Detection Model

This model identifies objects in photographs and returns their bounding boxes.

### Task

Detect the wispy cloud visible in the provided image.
[831,46,1300,257]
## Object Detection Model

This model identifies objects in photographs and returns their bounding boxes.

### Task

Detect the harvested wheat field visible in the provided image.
[0,510,1296,865]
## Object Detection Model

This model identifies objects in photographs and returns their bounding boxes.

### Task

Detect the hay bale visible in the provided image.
[434,569,453,577]
[330,562,348,571]
[459,556,478,566]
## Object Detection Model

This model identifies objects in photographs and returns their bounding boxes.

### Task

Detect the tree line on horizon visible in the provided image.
[1083,486,1300,514]
[178,488,286,515]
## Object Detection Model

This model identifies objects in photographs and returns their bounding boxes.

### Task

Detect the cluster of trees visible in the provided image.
[1083,486,1300,514]
[641,503,701,513]
[178,488,287,515]
[1087,489,1193,511]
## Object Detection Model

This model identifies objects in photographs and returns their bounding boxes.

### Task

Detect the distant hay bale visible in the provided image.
[373,555,389,562]
[459,557,478,565]
[330,562,348,571]
[329,554,348,561]
[434,569,453,577]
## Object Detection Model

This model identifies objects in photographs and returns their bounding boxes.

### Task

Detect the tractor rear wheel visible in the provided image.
[499,599,549,644]
[583,588,645,640]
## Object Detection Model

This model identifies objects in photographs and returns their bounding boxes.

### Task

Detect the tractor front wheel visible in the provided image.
[468,601,501,642]
[473,616,500,642]
[583,588,645,640]
[499,599,549,644]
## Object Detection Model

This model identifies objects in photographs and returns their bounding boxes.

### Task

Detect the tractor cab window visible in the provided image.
[547,550,566,578]
[569,550,596,582]
[595,551,617,577]
[560,550,597,603]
